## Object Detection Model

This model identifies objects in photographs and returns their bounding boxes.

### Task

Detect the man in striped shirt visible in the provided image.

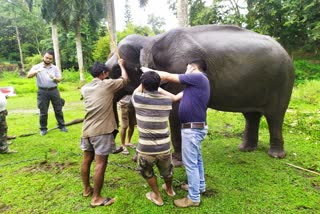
[132,71,175,206]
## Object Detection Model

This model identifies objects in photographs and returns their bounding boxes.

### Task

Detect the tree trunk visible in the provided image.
[75,20,85,82]
[177,0,188,27]
[15,26,25,74]
[106,0,117,54]
[51,23,62,72]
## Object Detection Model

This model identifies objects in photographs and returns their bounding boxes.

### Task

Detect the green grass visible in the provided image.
[0,71,319,213]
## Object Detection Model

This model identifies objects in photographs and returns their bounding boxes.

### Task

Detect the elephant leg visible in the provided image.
[169,102,183,167]
[239,112,262,152]
[265,114,286,158]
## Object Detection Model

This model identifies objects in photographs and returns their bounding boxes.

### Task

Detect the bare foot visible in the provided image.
[83,187,93,197]
[90,197,115,207]
[162,184,176,197]
[146,192,163,206]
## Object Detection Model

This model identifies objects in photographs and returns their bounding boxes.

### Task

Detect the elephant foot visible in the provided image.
[172,152,183,167]
[268,149,286,158]
[239,142,257,152]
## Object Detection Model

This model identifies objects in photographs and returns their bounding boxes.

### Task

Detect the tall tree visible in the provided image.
[0,0,33,73]
[147,14,165,34]
[124,0,132,25]
[60,0,104,82]
[189,0,221,26]
[177,0,188,27]
[106,0,117,55]
[41,0,70,72]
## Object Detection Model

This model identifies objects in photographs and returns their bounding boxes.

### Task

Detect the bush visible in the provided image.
[24,54,42,71]
[92,35,111,62]
[61,68,92,84]
[294,60,320,83]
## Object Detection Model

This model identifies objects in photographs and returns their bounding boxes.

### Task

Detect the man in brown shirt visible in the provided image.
[80,59,128,207]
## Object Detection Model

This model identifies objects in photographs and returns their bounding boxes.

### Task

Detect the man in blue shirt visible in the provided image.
[141,58,210,208]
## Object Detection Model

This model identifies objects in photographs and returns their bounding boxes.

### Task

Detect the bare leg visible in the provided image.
[163,176,175,196]
[126,125,135,144]
[120,127,127,148]
[146,176,163,205]
[81,151,94,196]
[91,154,109,205]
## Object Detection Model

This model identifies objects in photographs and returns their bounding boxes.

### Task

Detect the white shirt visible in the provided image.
[0,93,7,112]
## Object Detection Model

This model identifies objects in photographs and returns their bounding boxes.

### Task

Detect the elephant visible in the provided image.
[105,24,295,163]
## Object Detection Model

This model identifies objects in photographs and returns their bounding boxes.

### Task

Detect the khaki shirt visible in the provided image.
[81,77,127,137]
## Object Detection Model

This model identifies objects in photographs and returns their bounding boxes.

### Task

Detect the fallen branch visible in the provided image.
[285,163,320,176]
[18,118,84,138]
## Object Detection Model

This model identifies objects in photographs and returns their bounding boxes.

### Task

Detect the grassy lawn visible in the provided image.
[0,72,319,213]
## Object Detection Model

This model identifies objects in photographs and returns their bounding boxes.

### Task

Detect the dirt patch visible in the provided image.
[0,203,12,212]
[202,188,219,197]
[20,160,77,173]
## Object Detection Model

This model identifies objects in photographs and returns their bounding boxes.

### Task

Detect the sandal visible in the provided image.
[90,197,115,207]
[125,143,136,149]
[146,192,163,206]
[122,149,129,155]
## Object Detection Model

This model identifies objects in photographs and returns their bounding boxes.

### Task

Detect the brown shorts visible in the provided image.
[120,105,136,128]
[137,152,173,179]
[80,134,116,156]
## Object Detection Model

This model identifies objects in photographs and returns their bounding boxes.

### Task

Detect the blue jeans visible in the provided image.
[181,126,208,202]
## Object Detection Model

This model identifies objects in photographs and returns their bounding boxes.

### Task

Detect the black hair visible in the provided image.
[45,50,54,57]
[188,58,207,72]
[90,62,108,78]
[140,71,160,92]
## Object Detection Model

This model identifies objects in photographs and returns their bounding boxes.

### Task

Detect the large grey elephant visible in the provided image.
[105,24,295,162]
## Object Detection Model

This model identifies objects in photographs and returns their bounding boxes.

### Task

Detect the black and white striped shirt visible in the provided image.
[132,90,172,155]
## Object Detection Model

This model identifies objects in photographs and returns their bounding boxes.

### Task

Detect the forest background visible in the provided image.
[0,0,319,81]
[0,0,320,213]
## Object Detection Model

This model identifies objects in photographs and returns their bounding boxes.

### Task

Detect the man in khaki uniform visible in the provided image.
[80,59,128,207]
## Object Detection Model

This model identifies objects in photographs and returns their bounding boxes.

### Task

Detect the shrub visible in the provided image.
[294,60,320,83]
[24,54,42,71]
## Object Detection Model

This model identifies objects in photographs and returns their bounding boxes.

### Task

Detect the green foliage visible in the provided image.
[0,73,319,213]
[189,0,221,26]
[118,23,154,40]
[24,54,42,71]
[62,68,92,84]
[92,24,154,63]
[246,0,320,53]
[294,60,320,83]
[92,35,110,62]
[291,80,320,107]
[0,0,46,62]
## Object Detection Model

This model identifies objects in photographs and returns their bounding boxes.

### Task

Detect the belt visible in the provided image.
[39,87,57,91]
[181,122,207,129]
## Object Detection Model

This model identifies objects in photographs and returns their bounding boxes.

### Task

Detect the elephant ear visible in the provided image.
[147,28,207,74]
[140,48,155,69]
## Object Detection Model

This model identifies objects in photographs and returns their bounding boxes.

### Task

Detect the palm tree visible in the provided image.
[104,0,149,55]
[106,0,117,54]
[41,0,70,72]
[41,0,104,82]
[65,0,104,82]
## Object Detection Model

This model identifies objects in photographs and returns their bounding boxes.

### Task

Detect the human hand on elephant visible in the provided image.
[141,67,167,79]
[118,59,125,67]
[140,67,155,73]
